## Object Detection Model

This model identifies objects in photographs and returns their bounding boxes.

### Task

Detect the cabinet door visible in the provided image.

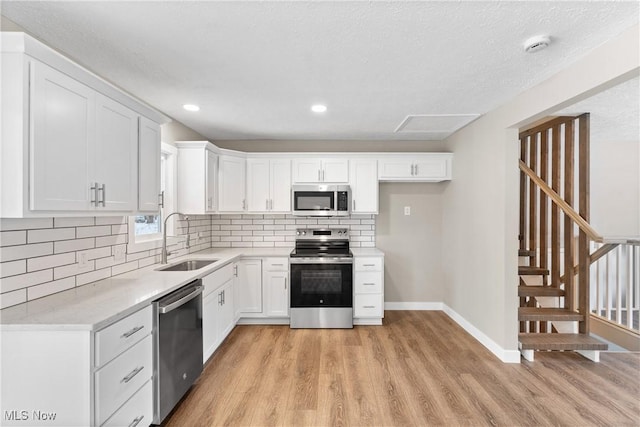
[292,158,322,183]
[237,259,263,313]
[138,117,161,212]
[218,155,246,212]
[218,279,235,340]
[322,158,349,183]
[377,159,413,180]
[30,60,95,211]
[349,159,378,214]
[264,271,289,317]
[413,156,450,181]
[95,94,138,211]
[202,291,219,363]
[270,159,291,212]
[246,158,270,212]
[206,150,218,212]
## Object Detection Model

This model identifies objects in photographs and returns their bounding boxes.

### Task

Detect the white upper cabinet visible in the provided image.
[292,158,348,183]
[95,93,138,212]
[176,141,218,215]
[246,158,291,212]
[218,154,246,212]
[1,33,168,217]
[349,159,378,214]
[378,154,453,182]
[138,117,162,213]
[30,60,96,211]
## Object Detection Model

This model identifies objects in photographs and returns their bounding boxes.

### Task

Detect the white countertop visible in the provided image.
[0,246,383,332]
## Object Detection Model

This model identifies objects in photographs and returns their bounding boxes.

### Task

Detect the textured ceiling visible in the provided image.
[2,1,638,141]
[555,77,640,143]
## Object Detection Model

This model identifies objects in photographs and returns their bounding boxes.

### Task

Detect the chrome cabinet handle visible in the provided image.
[363,305,375,309]
[362,263,376,267]
[98,183,106,206]
[222,290,225,305]
[353,199,356,211]
[121,325,144,339]
[271,263,284,266]
[284,278,287,290]
[90,183,99,206]
[266,199,269,210]
[363,283,376,286]
[121,366,144,383]
[233,265,238,277]
[318,170,321,181]
[270,199,273,210]
[414,164,418,175]
[218,291,222,306]
[410,165,415,176]
[322,170,325,181]
[128,415,144,427]
[159,191,164,208]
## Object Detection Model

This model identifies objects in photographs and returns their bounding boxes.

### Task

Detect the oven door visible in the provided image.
[290,259,353,308]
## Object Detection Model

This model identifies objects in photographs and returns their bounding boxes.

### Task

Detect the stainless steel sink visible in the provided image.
[157,259,217,272]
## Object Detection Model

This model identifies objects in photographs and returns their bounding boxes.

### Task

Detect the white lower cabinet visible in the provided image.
[263,258,289,318]
[103,380,152,427]
[202,264,236,363]
[353,255,384,324]
[236,258,263,315]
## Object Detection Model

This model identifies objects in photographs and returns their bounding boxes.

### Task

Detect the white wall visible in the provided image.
[441,24,639,358]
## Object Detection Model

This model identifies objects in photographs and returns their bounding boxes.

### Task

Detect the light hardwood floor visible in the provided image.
[164,311,640,426]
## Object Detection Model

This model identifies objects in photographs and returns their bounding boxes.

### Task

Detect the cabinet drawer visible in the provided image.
[203,263,234,296]
[354,294,383,318]
[354,272,382,293]
[102,379,152,427]
[95,334,153,426]
[355,257,382,271]
[264,257,288,271]
[95,305,152,366]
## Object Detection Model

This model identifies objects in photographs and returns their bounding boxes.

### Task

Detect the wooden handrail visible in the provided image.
[519,160,603,243]
[560,243,619,284]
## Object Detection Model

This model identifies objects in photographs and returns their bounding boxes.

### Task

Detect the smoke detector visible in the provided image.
[524,35,551,53]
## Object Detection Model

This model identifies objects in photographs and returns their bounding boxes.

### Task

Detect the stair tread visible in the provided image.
[519,333,608,351]
[519,266,549,276]
[518,307,584,321]
[519,249,536,257]
[518,285,565,297]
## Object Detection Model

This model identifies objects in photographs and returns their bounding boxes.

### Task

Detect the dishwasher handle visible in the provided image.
[158,285,203,314]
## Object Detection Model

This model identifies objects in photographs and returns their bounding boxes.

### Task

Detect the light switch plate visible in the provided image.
[404,206,411,216]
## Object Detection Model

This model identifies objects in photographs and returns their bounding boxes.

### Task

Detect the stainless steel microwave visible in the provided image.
[292,185,350,217]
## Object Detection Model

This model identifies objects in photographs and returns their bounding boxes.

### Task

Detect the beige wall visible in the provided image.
[591,139,640,236]
[161,120,207,146]
[214,139,447,152]
[442,24,639,356]
[1,15,23,31]
[376,183,446,302]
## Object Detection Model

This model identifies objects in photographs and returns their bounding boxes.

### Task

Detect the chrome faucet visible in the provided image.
[161,212,190,264]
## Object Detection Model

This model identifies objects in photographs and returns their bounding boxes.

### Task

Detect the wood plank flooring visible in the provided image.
[163,311,640,426]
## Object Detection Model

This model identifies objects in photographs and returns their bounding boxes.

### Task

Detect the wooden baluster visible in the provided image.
[564,120,575,310]
[578,113,591,333]
[539,129,549,286]
[551,126,561,289]
[519,137,527,252]
[529,133,538,267]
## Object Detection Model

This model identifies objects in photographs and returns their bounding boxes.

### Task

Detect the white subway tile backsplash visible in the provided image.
[0,218,53,231]
[0,260,27,278]
[27,252,76,272]
[0,213,373,309]
[76,225,111,238]
[54,217,94,228]
[27,227,76,243]
[27,277,75,300]
[1,230,27,246]
[1,289,27,309]
[0,242,53,262]
[1,269,53,293]
[54,238,95,254]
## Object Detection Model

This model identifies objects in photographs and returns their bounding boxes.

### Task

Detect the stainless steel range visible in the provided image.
[289,228,353,328]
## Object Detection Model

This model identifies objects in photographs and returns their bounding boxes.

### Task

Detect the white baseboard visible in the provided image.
[384,301,521,364]
[385,302,443,310]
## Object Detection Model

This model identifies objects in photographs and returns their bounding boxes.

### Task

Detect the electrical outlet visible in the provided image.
[404,206,411,216]
[114,246,126,262]
[78,252,88,268]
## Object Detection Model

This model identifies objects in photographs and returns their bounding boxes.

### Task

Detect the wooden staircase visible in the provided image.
[518,114,607,362]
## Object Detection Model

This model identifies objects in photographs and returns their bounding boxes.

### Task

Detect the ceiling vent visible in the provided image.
[395,114,480,138]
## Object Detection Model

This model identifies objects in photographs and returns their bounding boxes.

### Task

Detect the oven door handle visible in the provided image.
[290,258,353,264]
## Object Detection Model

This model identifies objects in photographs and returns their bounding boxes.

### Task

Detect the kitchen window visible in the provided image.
[127,143,177,252]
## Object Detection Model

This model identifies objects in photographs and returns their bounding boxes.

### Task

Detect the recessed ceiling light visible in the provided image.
[183,104,200,112]
[524,35,551,53]
[311,104,327,113]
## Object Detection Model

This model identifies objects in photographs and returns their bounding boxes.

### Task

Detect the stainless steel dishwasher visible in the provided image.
[152,280,203,425]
